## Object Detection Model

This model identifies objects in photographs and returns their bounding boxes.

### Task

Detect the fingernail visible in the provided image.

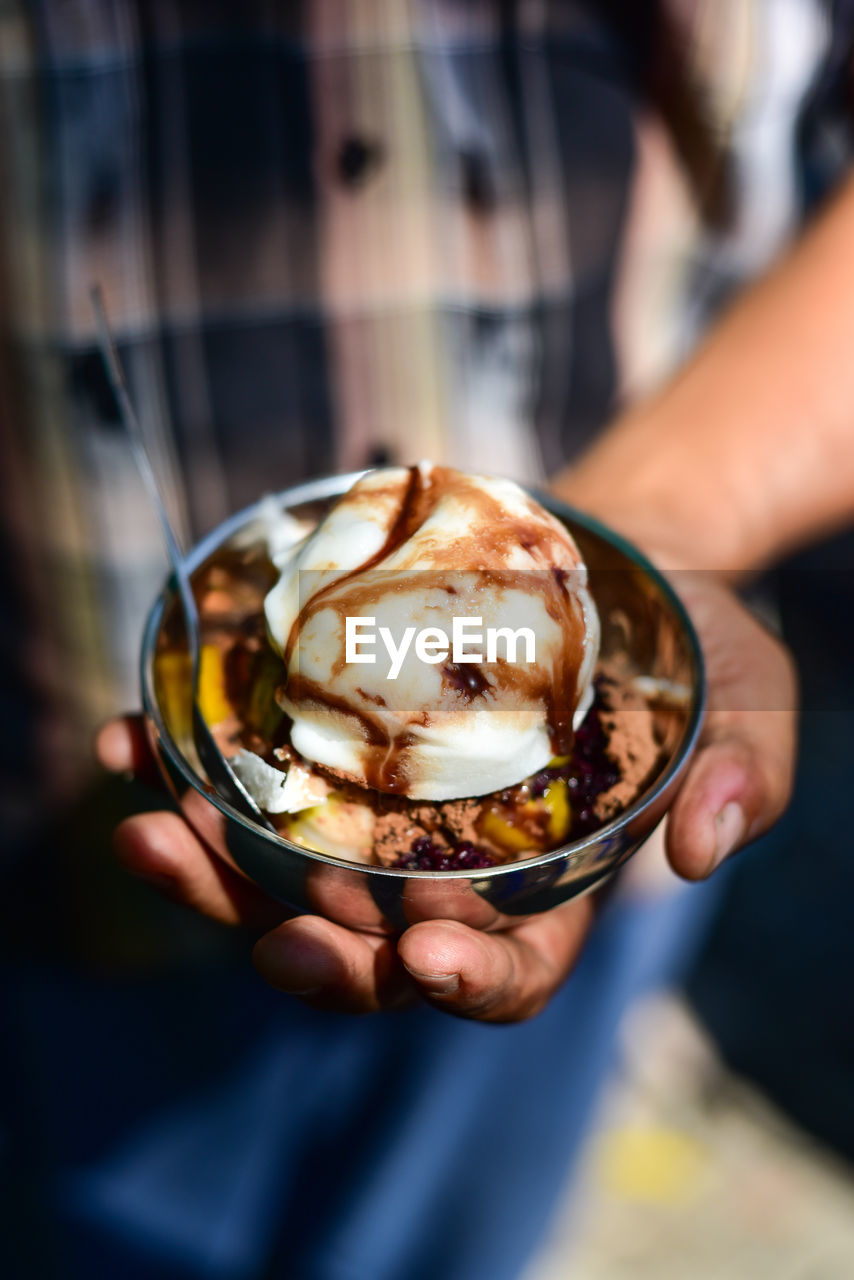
[403,967,460,995]
[712,802,746,870]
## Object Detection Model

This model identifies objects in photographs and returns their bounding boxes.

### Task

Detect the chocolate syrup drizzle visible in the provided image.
[282,465,588,795]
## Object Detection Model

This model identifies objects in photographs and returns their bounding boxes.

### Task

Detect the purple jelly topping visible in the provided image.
[532,680,620,837]
[394,836,496,872]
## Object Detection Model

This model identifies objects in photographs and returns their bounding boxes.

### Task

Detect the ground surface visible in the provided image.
[525,996,854,1280]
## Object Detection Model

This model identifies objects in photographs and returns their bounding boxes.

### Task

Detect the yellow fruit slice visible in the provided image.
[197,644,233,726]
[480,808,535,853]
[154,651,192,742]
[541,777,571,842]
[479,778,572,854]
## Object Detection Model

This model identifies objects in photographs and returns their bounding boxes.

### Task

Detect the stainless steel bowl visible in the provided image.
[140,473,705,934]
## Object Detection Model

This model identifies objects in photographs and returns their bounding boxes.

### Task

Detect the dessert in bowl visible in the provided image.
[141,466,705,933]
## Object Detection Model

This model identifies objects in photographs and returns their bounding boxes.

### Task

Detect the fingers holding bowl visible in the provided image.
[664,577,798,880]
[397,894,597,1022]
[113,805,288,930]
[98,714,289,929]
[95,713,164,788]
[249,894,596,1021]
[252,916,416,1013]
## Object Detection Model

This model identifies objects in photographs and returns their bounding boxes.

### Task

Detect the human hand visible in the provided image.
[652,570,796,878]
[96,714,596,1020]
[551,459,798,880]
[96,536,795,1023]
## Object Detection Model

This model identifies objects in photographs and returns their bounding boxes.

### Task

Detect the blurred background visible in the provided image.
[2,2,854,1277]
[529,992,854,1280]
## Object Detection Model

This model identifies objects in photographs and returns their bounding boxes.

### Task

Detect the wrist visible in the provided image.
[551,411,761,578]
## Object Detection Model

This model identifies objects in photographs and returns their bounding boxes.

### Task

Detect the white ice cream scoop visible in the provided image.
[264,463,600,801]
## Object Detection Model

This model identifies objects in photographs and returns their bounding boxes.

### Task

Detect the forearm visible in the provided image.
[556,172,854,574]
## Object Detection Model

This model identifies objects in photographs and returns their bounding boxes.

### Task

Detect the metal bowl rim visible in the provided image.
[140,471,707,880]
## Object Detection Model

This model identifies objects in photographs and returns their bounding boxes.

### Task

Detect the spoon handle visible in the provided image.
[90,286,199,646]
[91,285,279,835]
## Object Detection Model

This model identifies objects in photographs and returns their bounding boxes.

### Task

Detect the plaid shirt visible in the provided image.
[1,0,853,810]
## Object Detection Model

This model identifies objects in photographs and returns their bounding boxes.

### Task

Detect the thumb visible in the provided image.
[666,713,795,879]
[665,581,797,879]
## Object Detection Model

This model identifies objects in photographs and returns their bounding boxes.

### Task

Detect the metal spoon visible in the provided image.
[91,285,279,834]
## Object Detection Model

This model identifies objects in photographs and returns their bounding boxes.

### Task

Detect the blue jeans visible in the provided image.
[3,878,718,1280]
